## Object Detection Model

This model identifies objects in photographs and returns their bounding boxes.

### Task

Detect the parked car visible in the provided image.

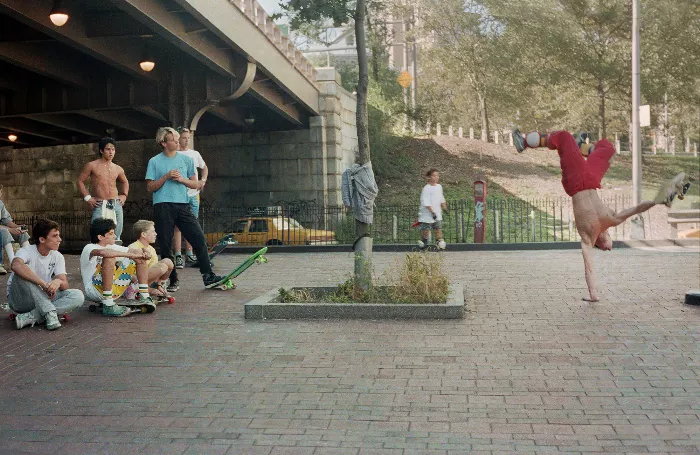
[228,216,337,246]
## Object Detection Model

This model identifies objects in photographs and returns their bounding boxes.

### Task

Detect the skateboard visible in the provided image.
[205,247,268,290]
[88,297,157,314]
[208,234,238,261]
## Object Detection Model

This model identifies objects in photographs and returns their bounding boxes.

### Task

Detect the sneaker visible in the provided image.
[15,311,37,330]
[132,296,157,313]
[512,128,526,153]
[174,255,184,269]
[0,264,6,275]
[437,240,447,250]
[167,279,179,292]
[417,239,426,249]
[45,310,61,330]
[102,304,132,317]
[203,272,225,289]
[185,252,198,264]
[654,172,686,207]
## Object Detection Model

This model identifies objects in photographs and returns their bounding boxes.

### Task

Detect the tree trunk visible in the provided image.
[353,0,372,292]
[478,92,489,142]
[598,79,607,138]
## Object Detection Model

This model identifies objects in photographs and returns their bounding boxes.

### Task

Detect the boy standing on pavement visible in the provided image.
[9,219,84,330]
[80,218,156,317]
[146,127,223,291]
[77,137,130,242]
[0,184,30,275]
[172,127,208,268]
[417,168,448,250]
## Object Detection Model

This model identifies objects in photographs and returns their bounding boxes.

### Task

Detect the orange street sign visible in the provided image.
[397,71,413,88]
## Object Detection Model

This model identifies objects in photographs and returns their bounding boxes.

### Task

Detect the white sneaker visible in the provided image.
[655,172,685,207]
[45,310,61,330]
[437,240,447,250]
[0,264,6,275]
[417,240,426,249]
[15,311,37,330]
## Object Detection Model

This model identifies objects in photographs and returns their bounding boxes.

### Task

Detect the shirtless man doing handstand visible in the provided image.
[513,129,689,302]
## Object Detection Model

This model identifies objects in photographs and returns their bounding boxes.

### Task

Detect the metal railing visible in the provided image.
[11,195,638,250]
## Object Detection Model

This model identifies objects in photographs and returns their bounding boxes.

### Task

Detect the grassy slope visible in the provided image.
[374,135,700,209]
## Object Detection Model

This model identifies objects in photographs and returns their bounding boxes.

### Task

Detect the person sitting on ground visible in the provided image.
[80,218,156,317]
[0,184,30,275]
[8,219,84,330]
[417,168,448,250]
[127,219,174,299]
[513,128,689,302]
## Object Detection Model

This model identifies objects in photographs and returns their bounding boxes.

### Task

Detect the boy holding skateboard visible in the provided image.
[80,218,156,316]
[9,219,84,330]
[128,219,174,299]
[146,127,223,290]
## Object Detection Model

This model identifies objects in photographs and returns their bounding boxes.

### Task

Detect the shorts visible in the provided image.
[547,131,615,197]
[188,194,200,218]
[87,257,136,302]
[420,220,442,231]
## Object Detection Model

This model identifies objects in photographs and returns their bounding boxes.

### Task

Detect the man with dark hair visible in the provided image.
[513,129,689,302]
[148,127,223,290]
[8,219,84,330]
[0,184,30,275]
[80,218,156,317]
[417,168,447,250]
[76,137,129,242]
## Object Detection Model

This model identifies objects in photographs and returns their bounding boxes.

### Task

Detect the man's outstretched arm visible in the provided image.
[580,240,599,302]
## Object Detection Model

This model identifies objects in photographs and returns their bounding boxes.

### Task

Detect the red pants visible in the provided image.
[547,131,615,197]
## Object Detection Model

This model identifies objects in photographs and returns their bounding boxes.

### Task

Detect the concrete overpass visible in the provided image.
[0,0,322,147]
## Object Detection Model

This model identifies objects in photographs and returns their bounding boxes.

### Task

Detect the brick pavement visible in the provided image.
[0,246,699,455]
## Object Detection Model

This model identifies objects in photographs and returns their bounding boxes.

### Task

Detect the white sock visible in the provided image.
[4,243,14,263]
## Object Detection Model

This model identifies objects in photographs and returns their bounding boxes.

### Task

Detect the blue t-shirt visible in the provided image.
[145,152,195,205]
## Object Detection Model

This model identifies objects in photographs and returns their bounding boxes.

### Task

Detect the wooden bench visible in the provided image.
[668,209,700,238]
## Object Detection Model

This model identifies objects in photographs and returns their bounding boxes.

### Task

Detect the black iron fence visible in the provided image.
[11,195,638,250]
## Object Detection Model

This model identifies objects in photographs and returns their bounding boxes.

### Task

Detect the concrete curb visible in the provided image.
[218,238,700,255]
[244,284,465,320]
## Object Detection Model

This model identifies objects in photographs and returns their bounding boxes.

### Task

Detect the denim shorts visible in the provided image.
[420,220,442,230]
[188,195,200,218]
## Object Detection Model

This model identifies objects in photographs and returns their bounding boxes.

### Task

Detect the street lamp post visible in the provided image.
[631,0,644,239]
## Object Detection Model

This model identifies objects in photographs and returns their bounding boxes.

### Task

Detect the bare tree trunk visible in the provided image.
[354,0,372,292]
[478,92,489,142]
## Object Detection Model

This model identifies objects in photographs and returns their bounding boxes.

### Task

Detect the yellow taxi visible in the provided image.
[227,216,337,246]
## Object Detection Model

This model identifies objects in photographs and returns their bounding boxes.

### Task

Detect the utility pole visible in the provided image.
[631,0,643,238]
[402,17,409,133]
[410,6,417,134]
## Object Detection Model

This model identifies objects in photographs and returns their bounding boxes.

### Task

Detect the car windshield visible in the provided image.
[271,217,303,230]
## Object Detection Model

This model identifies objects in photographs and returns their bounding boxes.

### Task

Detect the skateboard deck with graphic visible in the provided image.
[205,247,268,290]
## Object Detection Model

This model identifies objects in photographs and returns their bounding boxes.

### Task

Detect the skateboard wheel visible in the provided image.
[62,314,70,322]
[8,313,16,321]
[685,290,700,306]
[168,297,175,304]
[88,305,97,312]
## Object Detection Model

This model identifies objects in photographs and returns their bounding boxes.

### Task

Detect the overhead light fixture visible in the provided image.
[139,40,155,72]
[8,134,18,142]
[49,0,69,26]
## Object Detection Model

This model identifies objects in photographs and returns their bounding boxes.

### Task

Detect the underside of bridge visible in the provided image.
[0,0,319,148]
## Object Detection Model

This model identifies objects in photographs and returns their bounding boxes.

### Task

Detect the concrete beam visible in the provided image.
[0,42,91,87]
[0,117,70,142]
[175,0,319,116]
[77,110,160,136]
[0,0,157,82]
[23,114,107,137]
[0,72,26,92]
[208,105,247,128]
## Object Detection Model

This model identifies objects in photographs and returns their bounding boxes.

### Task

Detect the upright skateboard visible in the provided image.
[205,247,268,290]
[208,234,238,261]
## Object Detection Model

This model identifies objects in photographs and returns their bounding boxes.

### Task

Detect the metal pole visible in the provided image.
[410,7,417,135]
[631,0,642,207]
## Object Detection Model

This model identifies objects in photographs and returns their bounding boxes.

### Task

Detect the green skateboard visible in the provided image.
[205,247,268,290]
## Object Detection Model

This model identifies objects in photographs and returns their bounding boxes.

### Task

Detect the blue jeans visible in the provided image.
[9,274,84,319]
[91,199,124,240]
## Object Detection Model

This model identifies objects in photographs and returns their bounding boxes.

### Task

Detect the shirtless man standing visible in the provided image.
[513,129,689,302]
[77,137,129,242]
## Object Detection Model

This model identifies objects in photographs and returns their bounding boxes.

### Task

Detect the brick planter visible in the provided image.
[244,284,464,320]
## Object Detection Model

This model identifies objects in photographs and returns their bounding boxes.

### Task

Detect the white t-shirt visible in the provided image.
[177,149,206,197]
[7,245,66,296]
[418,183,446,223]
[80,244,130,299]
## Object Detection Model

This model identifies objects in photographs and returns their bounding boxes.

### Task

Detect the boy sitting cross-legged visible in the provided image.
[80,218,156,317]
[128,219,174,300]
